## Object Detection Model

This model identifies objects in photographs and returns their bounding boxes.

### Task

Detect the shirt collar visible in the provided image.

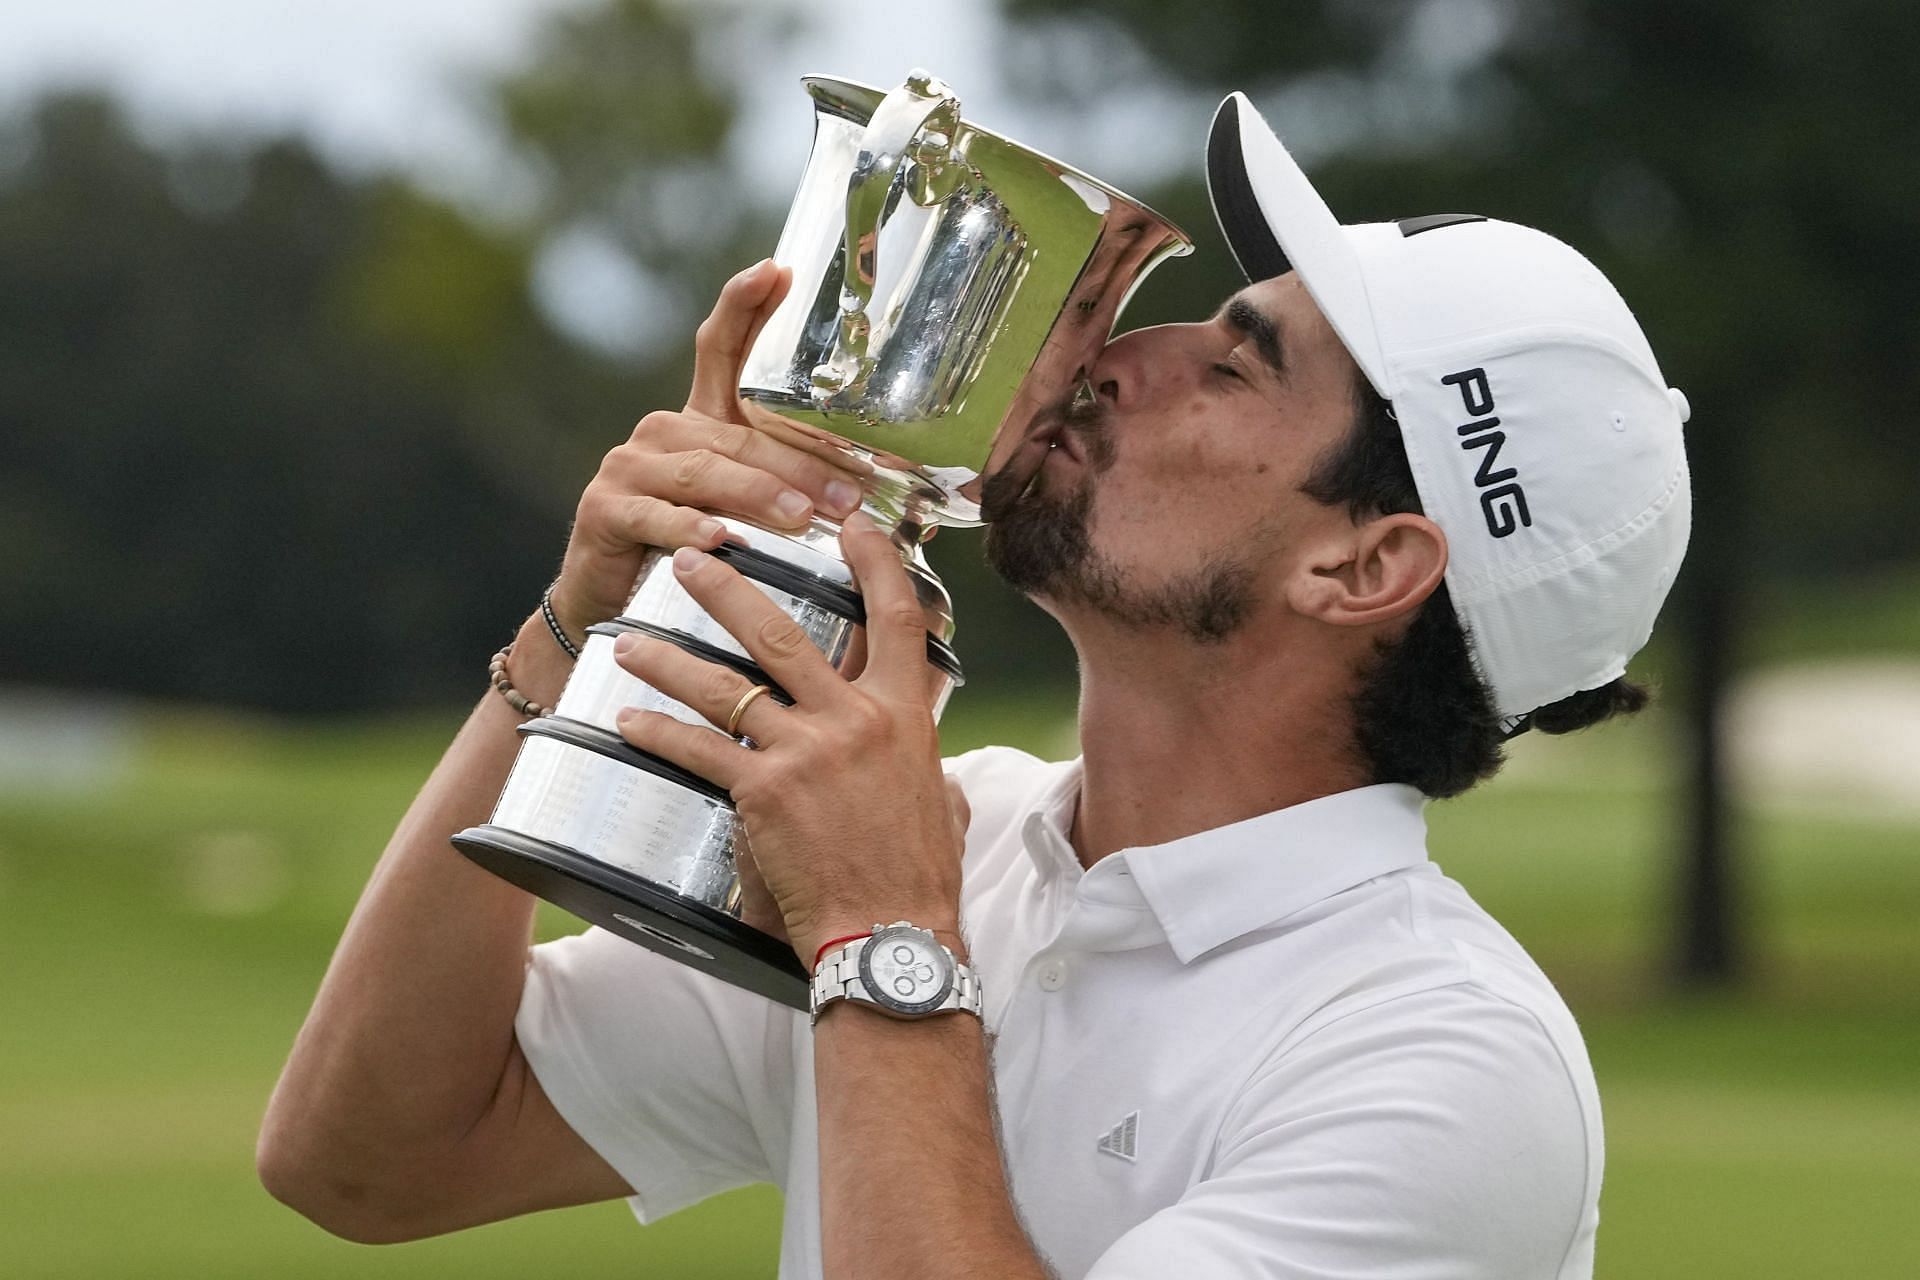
[1023,765,1431,964]
[1127,782,1431,962]
[1019,760,1087,884]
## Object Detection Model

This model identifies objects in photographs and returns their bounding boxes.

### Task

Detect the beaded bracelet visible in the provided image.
[540,583,582,660]
[488,644,550,718]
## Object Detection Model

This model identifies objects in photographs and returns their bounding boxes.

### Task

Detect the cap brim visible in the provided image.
[1206,93,1392,396]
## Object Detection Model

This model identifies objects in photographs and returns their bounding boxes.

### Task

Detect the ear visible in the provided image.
[1285,513,1448,628]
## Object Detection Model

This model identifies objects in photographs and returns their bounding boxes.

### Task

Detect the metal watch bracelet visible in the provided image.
[809,922,981,1024]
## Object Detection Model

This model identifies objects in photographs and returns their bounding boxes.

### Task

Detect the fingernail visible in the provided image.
[673,546,705,574]
[775,490,812,522]
[844,510,874,533]
[825,479,861,515]
[697,517,727,544]
[614,632,637,656]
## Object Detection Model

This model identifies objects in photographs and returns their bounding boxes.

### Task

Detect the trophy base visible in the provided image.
[451,824,811,1011]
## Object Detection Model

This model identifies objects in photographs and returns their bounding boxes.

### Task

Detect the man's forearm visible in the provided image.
[815,999,1052,1280]
[259,613,569,1214]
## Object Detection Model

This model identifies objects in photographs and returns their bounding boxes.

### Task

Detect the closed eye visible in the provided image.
[1212,360,1243,381]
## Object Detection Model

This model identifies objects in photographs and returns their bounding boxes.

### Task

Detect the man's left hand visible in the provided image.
[609,512,966,966]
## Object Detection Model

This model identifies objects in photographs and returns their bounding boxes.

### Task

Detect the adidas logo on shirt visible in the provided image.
[1096,1111,1140,1162]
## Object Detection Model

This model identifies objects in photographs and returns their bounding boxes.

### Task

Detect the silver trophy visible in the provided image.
[455,72,1191,1008]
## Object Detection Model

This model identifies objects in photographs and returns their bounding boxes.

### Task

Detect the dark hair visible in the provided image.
[1300,375,1651,799]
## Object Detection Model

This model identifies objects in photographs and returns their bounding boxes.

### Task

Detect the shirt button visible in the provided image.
[1037,959,1068,991]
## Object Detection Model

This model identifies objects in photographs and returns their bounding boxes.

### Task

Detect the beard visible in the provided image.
[981,398,1261,646]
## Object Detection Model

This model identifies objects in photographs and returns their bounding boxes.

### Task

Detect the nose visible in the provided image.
[1085,321,1207,411]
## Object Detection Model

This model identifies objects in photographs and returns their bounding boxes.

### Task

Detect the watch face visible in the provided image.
[857,926,954,1015]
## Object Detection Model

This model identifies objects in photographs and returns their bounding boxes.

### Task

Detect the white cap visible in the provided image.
[1207,92,1692,724]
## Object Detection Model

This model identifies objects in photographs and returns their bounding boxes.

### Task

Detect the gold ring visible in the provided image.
[725,684,773,738]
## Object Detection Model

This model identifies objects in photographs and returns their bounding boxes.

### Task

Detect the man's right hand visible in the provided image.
[546,259,866,645]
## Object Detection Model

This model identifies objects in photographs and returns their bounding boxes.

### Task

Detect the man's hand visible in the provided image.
[606,512,965,964]
[730,734,971,952]
[606,516,1049,1280]
[547,259,868,647]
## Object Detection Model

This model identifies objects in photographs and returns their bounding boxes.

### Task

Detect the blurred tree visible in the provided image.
[0,93,619,711]
[1004,0,1920,986]
[0,0,1082,716]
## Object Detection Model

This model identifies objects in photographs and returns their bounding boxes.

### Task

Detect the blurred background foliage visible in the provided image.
[1,0,1917,1276]
[5,0,1916,706]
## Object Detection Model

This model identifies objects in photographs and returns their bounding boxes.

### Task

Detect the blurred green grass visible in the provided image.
[1,696,1916,1277]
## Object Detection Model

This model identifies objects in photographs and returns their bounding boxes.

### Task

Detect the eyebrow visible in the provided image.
[1222,296,1286,381]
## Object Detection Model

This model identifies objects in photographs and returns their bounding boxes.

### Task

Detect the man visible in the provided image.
[260,94,1690,1279]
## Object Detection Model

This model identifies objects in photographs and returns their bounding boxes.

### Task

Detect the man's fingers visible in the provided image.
[599,493,730,552]
[600,444,815,533]
[686,260,792,422]
[613,706,748,793]
[611,631,790,744]
[667,548,848,707]
[839,511,930,699]
[659,446,817,531]
[625,411,865,522]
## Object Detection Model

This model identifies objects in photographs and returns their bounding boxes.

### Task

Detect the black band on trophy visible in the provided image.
[450,823,811,1008]
[708,542,966,686]
[710,541,864,617]
[927,635,965,687]
[518,715,735,806]
[588,619,796,706]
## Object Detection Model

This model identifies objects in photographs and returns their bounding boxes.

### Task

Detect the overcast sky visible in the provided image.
[0,0,1199,198]
[0,0,1206,352]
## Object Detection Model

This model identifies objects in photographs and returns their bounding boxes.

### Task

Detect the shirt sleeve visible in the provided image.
[1083,982,1598,1280]
[514,926,800,1222]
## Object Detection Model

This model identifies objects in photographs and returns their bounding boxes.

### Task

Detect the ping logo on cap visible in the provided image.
[1444,367,1533,539]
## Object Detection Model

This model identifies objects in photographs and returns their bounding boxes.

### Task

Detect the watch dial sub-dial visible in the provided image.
[858,929,954,1014]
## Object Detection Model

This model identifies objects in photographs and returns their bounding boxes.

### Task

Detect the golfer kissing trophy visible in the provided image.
[454,72,1191,1009]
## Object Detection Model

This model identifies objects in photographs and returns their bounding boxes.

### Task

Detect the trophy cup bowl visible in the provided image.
[454,72,1191,1009]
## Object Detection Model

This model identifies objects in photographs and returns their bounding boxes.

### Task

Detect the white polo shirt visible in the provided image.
[516,746,1604,1279]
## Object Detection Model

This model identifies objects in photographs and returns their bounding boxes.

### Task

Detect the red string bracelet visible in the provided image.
[812,932,872,972]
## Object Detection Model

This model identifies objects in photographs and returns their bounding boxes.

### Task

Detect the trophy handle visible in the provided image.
[812,70,966,399]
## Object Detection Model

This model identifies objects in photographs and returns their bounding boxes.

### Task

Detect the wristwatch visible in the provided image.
[809,921,982,1023]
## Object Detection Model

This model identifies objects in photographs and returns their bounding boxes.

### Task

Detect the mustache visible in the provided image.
[978,459,1030,523]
